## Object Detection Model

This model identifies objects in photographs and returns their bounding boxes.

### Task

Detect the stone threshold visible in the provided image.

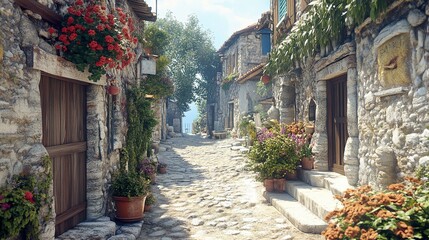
[56,217,144,240]
[263,170,354,234]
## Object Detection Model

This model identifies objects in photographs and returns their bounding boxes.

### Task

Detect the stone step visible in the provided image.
[299,169,354,196]
[56,217,144,240]
[56,217,116,240]
[285,180,342,221]
[263,191,327,234]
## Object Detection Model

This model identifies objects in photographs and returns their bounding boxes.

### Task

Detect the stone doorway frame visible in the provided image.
[313,43,359,185]
[25,47,109,232]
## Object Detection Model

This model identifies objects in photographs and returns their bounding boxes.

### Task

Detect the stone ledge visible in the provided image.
[373,87,409,98]
[24,46,106,85]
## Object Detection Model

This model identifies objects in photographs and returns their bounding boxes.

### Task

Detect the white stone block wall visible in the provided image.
[356,3,429,188]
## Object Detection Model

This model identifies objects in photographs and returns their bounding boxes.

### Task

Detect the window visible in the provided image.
[258,28,271,55]
[309,99,316,122]
[278,0,287,20]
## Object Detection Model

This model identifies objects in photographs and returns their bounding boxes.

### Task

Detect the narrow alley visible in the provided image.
[137,135,323,240]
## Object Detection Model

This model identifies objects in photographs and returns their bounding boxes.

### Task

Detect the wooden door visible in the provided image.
[40,75,87,236]
[228,102,234,129]
[327,75,348,174]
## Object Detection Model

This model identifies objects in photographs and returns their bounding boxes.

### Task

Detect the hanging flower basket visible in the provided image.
[261,74,270,84]
[51,0,138,82]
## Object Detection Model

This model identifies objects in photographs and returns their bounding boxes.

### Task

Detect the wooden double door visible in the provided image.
[40,75,87,236]
[327,75,348,174]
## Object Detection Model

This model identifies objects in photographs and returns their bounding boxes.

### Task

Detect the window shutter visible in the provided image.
[278,0,287,19]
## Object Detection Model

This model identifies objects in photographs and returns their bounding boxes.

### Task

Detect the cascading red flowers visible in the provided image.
[54,1,138,81]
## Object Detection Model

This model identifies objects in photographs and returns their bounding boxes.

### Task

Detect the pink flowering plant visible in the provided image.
[51,0,138,81]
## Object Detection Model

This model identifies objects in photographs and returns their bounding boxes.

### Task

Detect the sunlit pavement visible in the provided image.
[138,134,323,240]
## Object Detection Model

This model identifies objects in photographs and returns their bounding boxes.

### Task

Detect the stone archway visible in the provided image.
[314,43,359,185]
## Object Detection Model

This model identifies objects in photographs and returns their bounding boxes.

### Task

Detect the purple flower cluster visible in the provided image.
[0,195,11,211]
[139,158,156,176]
[257,128,275,143]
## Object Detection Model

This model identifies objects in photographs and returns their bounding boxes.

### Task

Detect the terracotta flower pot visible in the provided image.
[113,195,146,222]
[305,125,314,134]
[261,75,270,84]
[301,157,314,170]
[107,85,120,95]
[264,179,274,192]
[273,178,286,192]
[144,204,152,212]
[158,166,167,174]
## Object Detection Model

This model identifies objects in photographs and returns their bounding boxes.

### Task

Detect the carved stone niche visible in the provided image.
[375,20,412,88]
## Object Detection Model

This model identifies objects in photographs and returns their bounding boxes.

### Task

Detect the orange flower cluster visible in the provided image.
[285,121,305,135]
[322,177,427,240]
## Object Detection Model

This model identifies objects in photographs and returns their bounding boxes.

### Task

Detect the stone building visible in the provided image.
[216,13,271,135]
[0,0,156,238]
[270,0,429,188]
[262,0,429,233]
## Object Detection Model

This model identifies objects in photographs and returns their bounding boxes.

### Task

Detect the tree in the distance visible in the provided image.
[153,13,220,114]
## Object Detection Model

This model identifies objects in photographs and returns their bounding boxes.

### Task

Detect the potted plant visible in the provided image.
[300,143,314,170]
[111,171,150,222]
[157,162,167,174]
[248,126,300,192]
[144,192,156,212]
[107,79,120,96]
[261,74,270,84]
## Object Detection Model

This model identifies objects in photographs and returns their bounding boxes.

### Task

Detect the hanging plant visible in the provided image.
[52,0,138,81]
[265,0,395,75]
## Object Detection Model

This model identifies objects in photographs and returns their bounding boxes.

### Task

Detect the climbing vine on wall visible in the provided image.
[125,88,158,172]
[266,0,396,75]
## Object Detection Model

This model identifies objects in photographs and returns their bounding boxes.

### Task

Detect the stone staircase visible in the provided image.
[263,170,354,234]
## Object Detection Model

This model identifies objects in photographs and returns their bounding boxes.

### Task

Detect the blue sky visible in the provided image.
[149,0,270,49]
[146,0,270,130]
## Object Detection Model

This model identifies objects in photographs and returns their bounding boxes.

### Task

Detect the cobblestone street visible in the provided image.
[138,135,323,240]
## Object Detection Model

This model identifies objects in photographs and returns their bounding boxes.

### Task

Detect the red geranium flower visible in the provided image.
[48,27,57,35]
[97,24,105,31]
[56,1,137,81]
[68,26,76,33]
[24,191,35,203]
[105,35,114,43]
[89,41,98,50]
[69,33,78,41]
[59,34,68,43]
[67,16,74,25]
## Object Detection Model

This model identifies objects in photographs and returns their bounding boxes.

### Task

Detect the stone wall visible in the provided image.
[356,2,429,188]
[0,0,141,237]
[272,1,429,189]
[218,29,264,132]
[237,33,265,74]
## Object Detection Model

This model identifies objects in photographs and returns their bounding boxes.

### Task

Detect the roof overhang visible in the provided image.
[127,0,157,21]
[237,63,265,83]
